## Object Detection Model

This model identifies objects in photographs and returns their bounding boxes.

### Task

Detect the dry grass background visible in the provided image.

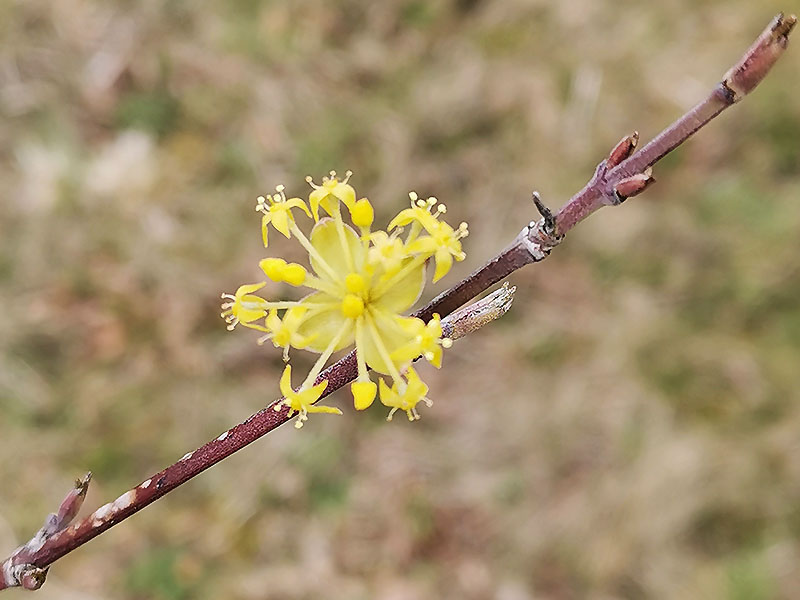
[2,1,800,598]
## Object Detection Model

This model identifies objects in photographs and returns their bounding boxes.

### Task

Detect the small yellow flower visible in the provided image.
[260,307,317,360]
[406,220,468,282]
[368,230,406,278]
[391,314,450,368]
[276,364,340,429]
[256,186,311,248]
[388,192,446,234]
[220,282,269,331]
[306,171,356,221]
[378,366,432,421]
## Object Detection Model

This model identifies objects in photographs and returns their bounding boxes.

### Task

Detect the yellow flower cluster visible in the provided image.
[221,172,467,428]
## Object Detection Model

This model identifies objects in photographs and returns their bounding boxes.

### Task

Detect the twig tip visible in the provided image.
[772,13,796,41]
[76,472,92,493]
[721,12,796,102]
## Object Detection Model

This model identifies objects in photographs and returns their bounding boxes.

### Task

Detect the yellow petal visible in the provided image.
[309,188,339,220]
[405,366,429,398]
[271,209,291,238]
[388,208,416,231]
[309,218,365,280]
[236,282,266,296]
[388,317,426,363]
[361,311,415,375]
[405,236,437,256]
[332,181,356,208]
[295,293,355,353]
[265,309,282,332]
[432,249,453,283]
[374,258,426,314]
[306,404,342,415]
[279,364,295,398]
[261,214,270,247]
[378,378,398,406]
[428,345,443,369]
[285,197,312,219]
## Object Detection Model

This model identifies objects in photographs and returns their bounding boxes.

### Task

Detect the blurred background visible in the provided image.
[1,1,799,598]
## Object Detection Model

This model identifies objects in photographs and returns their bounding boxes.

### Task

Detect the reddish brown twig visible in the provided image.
[0,12,794,592]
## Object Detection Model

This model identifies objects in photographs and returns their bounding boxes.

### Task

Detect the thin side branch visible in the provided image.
[0,12,794,592]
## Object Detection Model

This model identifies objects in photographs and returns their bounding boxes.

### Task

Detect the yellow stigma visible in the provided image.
[345,273,366,294]
[341,294,365,318]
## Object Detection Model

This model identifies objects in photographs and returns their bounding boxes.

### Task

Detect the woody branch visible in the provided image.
[1,12,794,592]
